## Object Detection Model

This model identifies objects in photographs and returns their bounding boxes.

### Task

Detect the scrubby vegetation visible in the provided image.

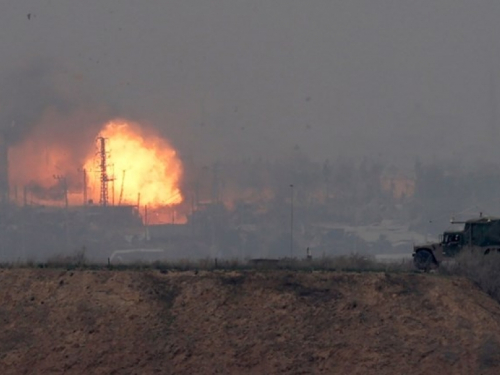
[7,248,500,310]
[441,251,500,303]
[2,266,500,374]
[1,251,416,274]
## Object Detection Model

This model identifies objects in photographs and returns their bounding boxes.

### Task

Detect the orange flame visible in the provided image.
[83,120,183,208]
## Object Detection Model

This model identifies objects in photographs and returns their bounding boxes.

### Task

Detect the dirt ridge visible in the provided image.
[1,269,500,374]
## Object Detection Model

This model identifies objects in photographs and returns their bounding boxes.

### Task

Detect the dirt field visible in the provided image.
[1,268,500,374]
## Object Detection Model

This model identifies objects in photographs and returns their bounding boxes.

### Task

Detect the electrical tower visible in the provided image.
[98,137,114,206]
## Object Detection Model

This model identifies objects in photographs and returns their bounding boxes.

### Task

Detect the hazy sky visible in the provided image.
[2,1,500,165]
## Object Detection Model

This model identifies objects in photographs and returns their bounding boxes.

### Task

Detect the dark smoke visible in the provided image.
[0,60,77,144]
[2,59,118,197]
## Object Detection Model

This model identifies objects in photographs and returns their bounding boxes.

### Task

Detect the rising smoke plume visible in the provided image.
[2,59,115,197]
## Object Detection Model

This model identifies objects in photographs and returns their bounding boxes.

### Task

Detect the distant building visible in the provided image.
[380,169,415,200]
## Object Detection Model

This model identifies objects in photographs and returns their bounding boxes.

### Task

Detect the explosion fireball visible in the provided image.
[9,115,184,221]
[84,120,183,208]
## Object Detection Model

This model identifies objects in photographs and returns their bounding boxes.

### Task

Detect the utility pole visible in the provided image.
[53,174,70,249]
[490,68,498,141]
[82,168,87,206]
[53,175,68,209]
[323,159,330,202]
[118,169,126,205]
[63,177,68,209]
[112,164,115,206]
[290,184,294,258]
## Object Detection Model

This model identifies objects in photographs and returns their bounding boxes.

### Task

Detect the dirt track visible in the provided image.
[1,268,500,374]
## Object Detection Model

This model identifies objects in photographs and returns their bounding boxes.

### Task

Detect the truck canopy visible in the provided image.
[464,217,500,247]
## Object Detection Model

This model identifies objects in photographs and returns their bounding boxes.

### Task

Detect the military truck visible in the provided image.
[413,216,500,270]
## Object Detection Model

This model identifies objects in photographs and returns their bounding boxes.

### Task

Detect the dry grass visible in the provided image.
[1,252,415,274]
[3,268,500,374]
[441,251,500,302]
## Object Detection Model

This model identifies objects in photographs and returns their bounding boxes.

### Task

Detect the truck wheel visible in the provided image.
[414,249,435,271]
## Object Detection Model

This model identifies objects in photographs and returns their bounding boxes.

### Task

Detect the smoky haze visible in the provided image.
[3,1,500,263]
[1,1,500,164]
[0,59,115,193]
[0,60,72,144]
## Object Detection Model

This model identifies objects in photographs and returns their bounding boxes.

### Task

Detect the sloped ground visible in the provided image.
[1,269,500,374]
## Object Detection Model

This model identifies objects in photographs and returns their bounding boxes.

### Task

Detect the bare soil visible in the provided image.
[1,269,500,374]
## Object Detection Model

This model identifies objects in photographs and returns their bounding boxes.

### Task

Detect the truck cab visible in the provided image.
[441,231,463,257]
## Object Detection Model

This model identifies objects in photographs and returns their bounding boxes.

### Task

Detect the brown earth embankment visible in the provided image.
[1,269,500,374]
